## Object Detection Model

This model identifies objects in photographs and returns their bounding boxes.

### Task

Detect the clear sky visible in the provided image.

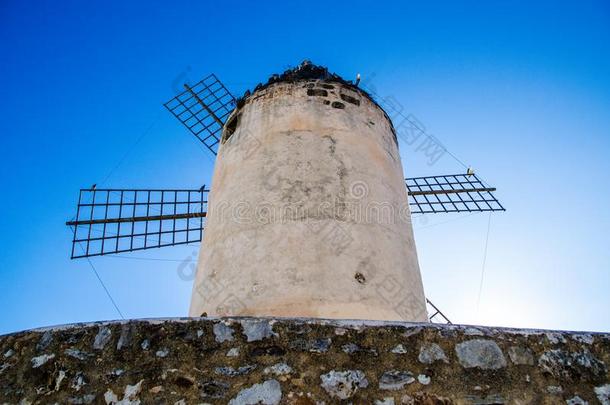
[1,0,609,335]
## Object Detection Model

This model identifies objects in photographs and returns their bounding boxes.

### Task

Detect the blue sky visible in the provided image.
[1,0,609,334]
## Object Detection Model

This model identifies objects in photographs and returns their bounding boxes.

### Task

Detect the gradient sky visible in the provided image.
[1,0,609,335]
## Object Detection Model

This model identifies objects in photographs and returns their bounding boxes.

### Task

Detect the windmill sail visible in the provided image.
[426,298,452,324]
[66,188,207,259]
[66,173,504,259]
[164,74,236,156]
[406,173,504,214]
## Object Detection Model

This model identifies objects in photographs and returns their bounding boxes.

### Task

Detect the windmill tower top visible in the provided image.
[237,60,378,113]
[252,60,350,87]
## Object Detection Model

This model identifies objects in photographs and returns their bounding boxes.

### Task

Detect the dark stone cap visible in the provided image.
[260,60,350,86]
[235,61,396,140]
[237,60,371,105]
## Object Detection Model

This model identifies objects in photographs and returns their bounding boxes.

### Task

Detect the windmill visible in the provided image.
[66,61,504,324]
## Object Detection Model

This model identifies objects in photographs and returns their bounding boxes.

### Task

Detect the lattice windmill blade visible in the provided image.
[406,172,505,214]
[164,74,236,156]
[426,298,452,324]
[66,187,208,259]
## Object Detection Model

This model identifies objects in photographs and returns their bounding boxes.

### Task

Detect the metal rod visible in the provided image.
[115,190,124,253]
[144,190,150,249]
[186,191,191,242]
[408,187,495,196]
[101,191,110,254]
[66,212,207,226]
[184,83,224,127]
[70,190,83,259]
[130,191,137,251]
[172,190,177,244]
[159,191,164,247]
[71,238,200,259]
[86,190,96,257]
[78,188,209,193]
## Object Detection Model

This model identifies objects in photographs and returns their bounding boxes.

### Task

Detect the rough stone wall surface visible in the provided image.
[190,77,426,321]
[1,317,609,404]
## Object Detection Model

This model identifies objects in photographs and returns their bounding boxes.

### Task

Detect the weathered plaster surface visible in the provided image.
[190,77,426,322]
[1,317,609,404]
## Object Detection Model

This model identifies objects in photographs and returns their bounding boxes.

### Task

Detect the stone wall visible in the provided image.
[1,317,609,404]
